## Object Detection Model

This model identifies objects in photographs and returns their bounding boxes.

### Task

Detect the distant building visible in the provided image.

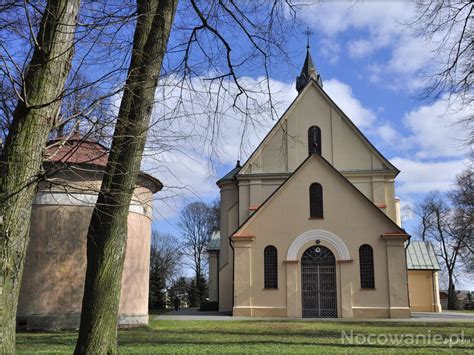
[208,46,441,319]
[17,136,162,330]
[439,290,472,310]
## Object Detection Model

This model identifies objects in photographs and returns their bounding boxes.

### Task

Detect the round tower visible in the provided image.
[16,136,162,330]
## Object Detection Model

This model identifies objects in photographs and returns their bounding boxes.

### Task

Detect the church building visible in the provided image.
[208,46,442,318]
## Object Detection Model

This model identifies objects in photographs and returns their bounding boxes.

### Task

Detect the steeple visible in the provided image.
[296,45,323,93]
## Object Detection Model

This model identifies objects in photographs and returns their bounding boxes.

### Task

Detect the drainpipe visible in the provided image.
[404,232,411,314]
[230,230,235,310]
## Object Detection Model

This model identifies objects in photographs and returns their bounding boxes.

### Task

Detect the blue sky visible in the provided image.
[150,2,471,286]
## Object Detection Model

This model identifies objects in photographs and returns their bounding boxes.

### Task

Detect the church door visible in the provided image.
[301,245,337,318]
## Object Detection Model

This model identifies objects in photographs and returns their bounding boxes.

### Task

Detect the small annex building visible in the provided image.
[208,46,442,319]
[406,241,442,312]
[17,135,162,330]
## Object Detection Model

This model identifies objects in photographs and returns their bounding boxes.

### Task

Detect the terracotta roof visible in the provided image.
[46,137,108,167]
[45,136,163,193]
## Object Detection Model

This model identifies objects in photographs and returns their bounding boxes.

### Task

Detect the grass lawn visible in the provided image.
[17,319,474,354]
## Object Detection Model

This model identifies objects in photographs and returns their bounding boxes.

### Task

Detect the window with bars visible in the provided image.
[264,245,278,289]
[359,244,375,289]
[309,183,323,218]
[308,126,321,155]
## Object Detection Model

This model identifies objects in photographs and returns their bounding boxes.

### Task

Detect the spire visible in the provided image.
[296,45,323,93]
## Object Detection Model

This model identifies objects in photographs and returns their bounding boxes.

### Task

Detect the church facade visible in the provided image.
[208,48,437,318]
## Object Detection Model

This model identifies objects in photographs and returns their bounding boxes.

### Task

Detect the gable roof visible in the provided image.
[233,152,406,238]
[240,79,399,175]
[406,241,440,270]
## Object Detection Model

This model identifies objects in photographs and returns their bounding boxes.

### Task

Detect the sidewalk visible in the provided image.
[155,308,474,322]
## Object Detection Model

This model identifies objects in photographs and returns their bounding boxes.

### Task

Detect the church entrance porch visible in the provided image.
[301,246,337,318]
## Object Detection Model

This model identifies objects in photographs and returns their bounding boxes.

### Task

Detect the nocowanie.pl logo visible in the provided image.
[341,330,471,348]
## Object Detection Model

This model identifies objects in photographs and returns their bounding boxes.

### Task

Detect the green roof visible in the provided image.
[406,241,440,270]
[207,231,220,252]
[216,161,241,185]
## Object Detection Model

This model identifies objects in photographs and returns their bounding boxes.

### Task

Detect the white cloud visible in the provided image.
[319,38,341,65]
[348,39,378,59]
[324,79,376,128]
[387,35,434,76]
[391,157,469,195]
[297,1,438,92]
[403,97,471,158]
[377,124,398,142]
[300,1,409,38]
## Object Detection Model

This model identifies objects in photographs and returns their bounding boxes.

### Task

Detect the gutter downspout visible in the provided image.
[404,234,411,314]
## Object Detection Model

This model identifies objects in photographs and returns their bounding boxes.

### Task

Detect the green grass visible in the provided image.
[16,319,474,354]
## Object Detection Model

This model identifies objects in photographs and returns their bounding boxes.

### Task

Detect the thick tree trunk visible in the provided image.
[0,1,80,352]
[74,0,177,353]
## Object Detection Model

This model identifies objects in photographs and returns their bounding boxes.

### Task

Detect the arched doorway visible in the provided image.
[301,245,337,318]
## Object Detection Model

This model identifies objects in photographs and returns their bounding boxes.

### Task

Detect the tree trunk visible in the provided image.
[74,0,177,353]
[447,272,458,310]
[0,1,80,352]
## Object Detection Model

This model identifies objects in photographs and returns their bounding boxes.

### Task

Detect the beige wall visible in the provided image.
[218,181,239,312]
[408,270,442,312]
[235,83,398,224]
[240,83,394,175]
[17,177,154,329]
[208,252,219,302]
[231,155,409,318]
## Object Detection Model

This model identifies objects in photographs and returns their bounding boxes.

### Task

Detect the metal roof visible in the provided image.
[406,241,440,270]
[207,231,220,252]
[216,161,241,185]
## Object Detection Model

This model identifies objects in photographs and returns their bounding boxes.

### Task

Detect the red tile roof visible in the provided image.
[45,135,162,193]
[46,137,108,167]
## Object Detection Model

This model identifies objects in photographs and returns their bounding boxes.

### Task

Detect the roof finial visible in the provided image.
[303,26,313,49]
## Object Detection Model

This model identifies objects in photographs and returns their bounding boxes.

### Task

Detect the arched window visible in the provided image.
[308,126,321,155]
[264,245,278,289]
[309,183,323,218]
[359,244,375,289]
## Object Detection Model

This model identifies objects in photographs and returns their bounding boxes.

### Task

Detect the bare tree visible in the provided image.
[412,1,473,109]
[411,1,473,149]
[0,1,80,352]
[149,231,182,309]
[209,198,220,232]
[177,201,214,304]
[449,168,473,271]
[414,169,473,309]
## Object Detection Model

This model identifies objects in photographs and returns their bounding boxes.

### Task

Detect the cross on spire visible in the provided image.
[303,26,313,48]
[296,30,323,92]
